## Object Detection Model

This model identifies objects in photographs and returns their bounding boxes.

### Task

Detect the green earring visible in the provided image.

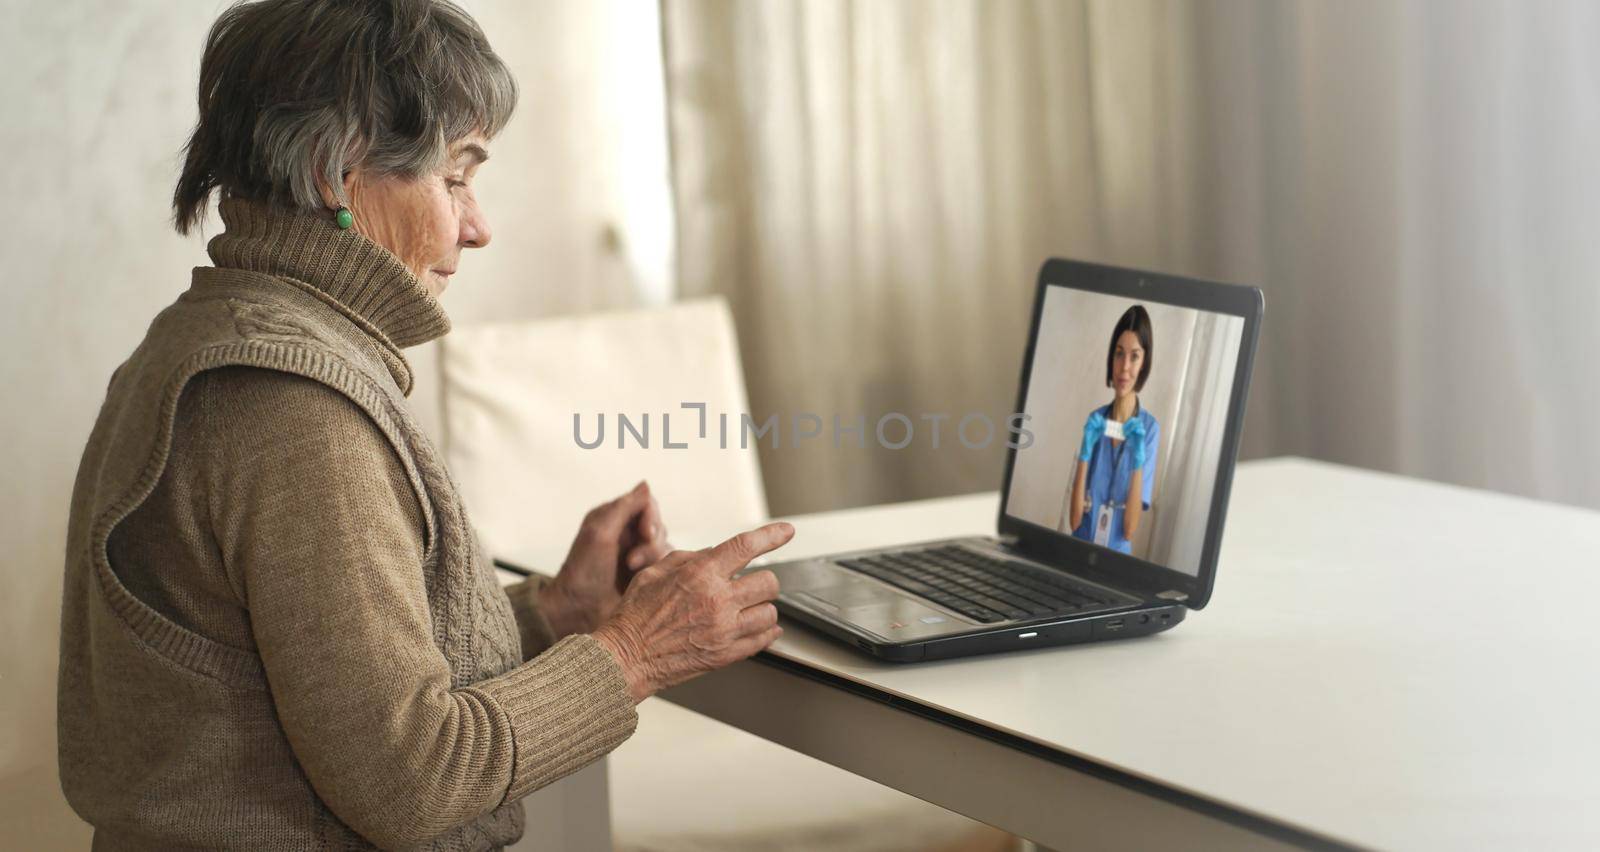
[335,206,354,230]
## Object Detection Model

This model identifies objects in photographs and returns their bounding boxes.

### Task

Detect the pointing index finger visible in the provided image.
[709,522,795,574]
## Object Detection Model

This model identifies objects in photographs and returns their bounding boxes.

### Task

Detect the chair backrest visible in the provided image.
[439,298,768,565]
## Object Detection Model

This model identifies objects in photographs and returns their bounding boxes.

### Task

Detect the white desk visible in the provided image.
[506,458,1600,850]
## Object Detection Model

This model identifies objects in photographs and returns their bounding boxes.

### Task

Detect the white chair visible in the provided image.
[440,298,1011,852]
[439,297,768,558]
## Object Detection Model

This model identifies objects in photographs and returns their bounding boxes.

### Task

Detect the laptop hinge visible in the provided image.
[1156,589,1189,602]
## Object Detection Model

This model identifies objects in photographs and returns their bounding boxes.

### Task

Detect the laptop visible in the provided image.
[760,258,1263,662]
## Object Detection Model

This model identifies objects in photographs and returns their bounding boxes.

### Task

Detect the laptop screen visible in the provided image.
[1004,284,1246,578]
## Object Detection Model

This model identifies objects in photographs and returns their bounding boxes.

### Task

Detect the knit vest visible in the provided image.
[58,201,527,850]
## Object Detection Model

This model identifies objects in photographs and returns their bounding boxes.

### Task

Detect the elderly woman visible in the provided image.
[57,1,790,848]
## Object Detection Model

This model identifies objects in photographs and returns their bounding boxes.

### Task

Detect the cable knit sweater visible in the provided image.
[58,197,637,850]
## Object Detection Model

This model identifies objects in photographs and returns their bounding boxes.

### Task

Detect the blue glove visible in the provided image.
[1124,418,1148,468]
[1079,410,1106,462]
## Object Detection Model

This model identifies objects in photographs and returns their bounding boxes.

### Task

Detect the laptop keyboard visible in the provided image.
[836,545,1123,624]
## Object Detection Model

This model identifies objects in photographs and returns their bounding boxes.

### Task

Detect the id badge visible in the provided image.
[1094,503,1113,547]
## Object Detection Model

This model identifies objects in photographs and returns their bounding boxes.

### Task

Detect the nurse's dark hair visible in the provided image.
[172,0,516,234]
[1105,305,1154,392]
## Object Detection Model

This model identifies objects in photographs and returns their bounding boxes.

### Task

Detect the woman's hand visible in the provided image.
[592,522,795,702]
[1079,410,1107,462]
[539,481,673,637]
[1124,419,1148,468]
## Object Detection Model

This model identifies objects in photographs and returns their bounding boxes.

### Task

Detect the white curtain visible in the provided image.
[1202,0,1600,510]
[662,0,1600,516]
[663,0,1208,515]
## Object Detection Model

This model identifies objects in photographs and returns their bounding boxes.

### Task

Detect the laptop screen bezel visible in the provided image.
[995,258,1264,610]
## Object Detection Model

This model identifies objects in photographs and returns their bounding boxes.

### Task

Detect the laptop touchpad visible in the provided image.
[799,581,896,610]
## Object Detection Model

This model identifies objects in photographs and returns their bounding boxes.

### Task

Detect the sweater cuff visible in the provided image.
[504,575,559,659]
[472,634,638,803]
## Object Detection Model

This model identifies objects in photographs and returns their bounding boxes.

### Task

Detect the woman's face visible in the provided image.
[1111,329,1145,398]
[345,132,494,297]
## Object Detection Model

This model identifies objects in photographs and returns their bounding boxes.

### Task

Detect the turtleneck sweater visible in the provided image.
[59,197,637,851]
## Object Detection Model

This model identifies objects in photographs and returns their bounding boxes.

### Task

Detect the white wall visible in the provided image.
[0,1,670,845]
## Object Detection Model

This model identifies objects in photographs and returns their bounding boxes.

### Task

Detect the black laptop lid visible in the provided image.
[996,258,1263,609]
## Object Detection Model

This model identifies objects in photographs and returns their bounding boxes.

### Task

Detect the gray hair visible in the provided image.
[173,0,517,234]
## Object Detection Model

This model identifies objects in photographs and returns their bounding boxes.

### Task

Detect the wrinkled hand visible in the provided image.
[1079,410,1107,462]
[541,481,673,637]
[592,522,795,702]
[1124,418,1148,468]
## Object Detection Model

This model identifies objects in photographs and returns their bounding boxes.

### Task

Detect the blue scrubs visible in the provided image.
[1071,404,1160,554]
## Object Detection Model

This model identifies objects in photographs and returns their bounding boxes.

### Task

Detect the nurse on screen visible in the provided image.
[1062,305,1162,554]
